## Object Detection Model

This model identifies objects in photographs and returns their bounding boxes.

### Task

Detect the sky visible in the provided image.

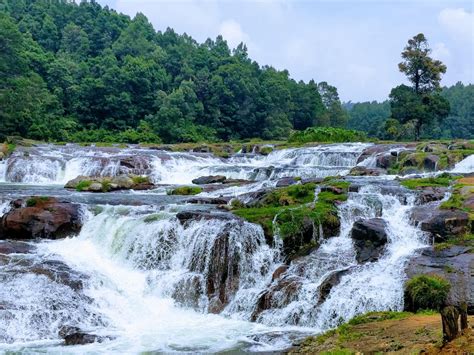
[96,0,474,102]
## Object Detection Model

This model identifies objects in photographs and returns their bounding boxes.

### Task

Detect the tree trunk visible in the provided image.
[460,302,468,331]
[441,306,460,343]
[414,120,421,141]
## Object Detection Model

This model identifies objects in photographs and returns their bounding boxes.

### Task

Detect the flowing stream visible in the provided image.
[0,143,459,353]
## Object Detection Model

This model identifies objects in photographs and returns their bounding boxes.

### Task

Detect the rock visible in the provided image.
[176,210,238,225]
[415,187,447,205]
[88,182,103,192]
[59,326,111,346]
[222,179,253,186]
[419,210,469,241]
[356,144,407,164]
[376,153,397,169]
[405,246,473,314]
[191,175,227,184]
[272,265,289,281]
[351,218,388,263]
[423,155,440,171]
[119,156,152,175]
[186,197,229,205]
[0,197,82,240]
[275,177,299,188]
[349,166,386,176]
[301,177,325,185]
[321,185,344,195]
[111,175,134,189]
[0,240,34,254]
[251,276,303,321]
[317,268,351,305]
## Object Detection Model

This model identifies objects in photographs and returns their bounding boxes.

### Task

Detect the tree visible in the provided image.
[399,33,446,94]
[390,34,449,140]
[317,82,348,127]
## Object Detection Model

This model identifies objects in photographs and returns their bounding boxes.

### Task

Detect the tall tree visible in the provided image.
[389,33,449,140]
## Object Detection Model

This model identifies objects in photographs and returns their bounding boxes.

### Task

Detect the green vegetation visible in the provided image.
[0,1,351,144]
[405,275,450,311]
[26,196,49,207]
[400,174,454,189]
[131,175,150,184]
[232,181,347,259]
[288,127,366,144]
[167,186,203,195]
[75,180,92,192]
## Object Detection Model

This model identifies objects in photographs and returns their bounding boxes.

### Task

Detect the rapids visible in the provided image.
[0,142,463,353]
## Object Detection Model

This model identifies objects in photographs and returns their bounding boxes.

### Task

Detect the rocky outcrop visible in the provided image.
[415,187,447,205]
[317,268,351,305]
[411,207,469,242]
[186,197,229,205]
[191,175,227,184]
[349,166,386,176]
[65,174,154,192]
[59,326,112,345]
[405,246,473,314]
[0,197,82,239]
[351,218,388,263]
[275,177,299,187]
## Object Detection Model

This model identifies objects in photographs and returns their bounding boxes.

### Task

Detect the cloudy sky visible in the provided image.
[97,0,473,102]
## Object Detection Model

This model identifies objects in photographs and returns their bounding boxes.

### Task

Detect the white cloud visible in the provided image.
[438,8,474,42]
[218,19,248,49]
[431,42,451,60]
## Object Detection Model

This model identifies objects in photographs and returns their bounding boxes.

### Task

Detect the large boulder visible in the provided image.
[376,153,397,169]
[0,197,82,239]
[275,177,299,188]
[65,174,154,192]
[191,175,227,184]
[349,166,386,176]
[411,208,469,242]
[415,187,447,205]
[405,246,473,314]
[351,218,388,263]
[59,326,112,346]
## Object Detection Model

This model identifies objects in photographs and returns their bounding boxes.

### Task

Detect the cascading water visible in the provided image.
[0,143,439,353]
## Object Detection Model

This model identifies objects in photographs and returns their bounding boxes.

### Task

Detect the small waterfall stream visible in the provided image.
[0,142,461,353]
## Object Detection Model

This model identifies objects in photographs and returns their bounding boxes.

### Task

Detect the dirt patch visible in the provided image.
[458,177,474,185]
[292,314,474,354]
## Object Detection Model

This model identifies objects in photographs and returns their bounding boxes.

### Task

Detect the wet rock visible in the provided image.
[222,178,253,186]
[317,268,351,305]
[376,153,397,169]
[411,208,469,241]
[356,144,407,164]
[0,240,34,254]
[186,197,229,205]
[405,246,473,313]
[415,187,447,205]
[301,177,325,185]
[30,260,87,291]
[423,155,439,171]
[321,185,345,195]
[119,156,152,175]
[275,177,299,188]
[65,174,155,192]
[349,166,386,176]
[59,326,111,346]
[251,275,303,321]
[0,197,82,240]
[171,275,204,309]
[192,175,227,185]
[351,218,388,263]
[272,265,289,281]
[176,210,239,225]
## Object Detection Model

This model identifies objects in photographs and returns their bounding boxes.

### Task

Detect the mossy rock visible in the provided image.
[404,275,450,312]
[167,186,203,195]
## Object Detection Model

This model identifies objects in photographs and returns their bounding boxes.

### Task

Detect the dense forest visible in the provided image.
[0,0,472,144]
[0,0,349,143]
[346,82,474,140]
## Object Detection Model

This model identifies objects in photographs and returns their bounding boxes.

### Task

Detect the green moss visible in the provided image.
[260,146,274,155]
[76,180,92,192]
[167,186,203,195]
[26,196,49,207]
[405,275,450,311]
[101,180,112,192]
[434,234,474,250]
[347,311,411,326]
[400,175,454,190]
[131,175,150,184]
[288,127,367,144]
[257,183,316,207]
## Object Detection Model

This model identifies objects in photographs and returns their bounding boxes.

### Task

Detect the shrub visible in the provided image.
[131,175,150,184]
[26,196,49,207]
[405,275,450,311]
[288,127,367,144]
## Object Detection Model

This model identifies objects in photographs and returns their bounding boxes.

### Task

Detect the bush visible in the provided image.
[405,275,450,311]
[76,180,92,191]
[288,127,367,144]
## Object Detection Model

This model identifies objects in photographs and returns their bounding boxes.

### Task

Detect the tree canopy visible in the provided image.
[0,0,346,143]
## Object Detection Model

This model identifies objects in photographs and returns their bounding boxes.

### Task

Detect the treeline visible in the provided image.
[346,83,474,140]
[0,0,348,143]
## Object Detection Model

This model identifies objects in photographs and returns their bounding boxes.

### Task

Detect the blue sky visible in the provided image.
[97,0,474,102]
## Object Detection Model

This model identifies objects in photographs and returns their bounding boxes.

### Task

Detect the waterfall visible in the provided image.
[451,154,474,173]
[0,143,371,185]
[0,142,437,352]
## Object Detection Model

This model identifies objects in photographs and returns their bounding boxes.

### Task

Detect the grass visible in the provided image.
[400,174,455,189]
[405,275,450,312]
[288,127,367,144]
[167,186,203,195]
[26,196,50,207]
[434,234,474,250]
[76,180,92,192]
